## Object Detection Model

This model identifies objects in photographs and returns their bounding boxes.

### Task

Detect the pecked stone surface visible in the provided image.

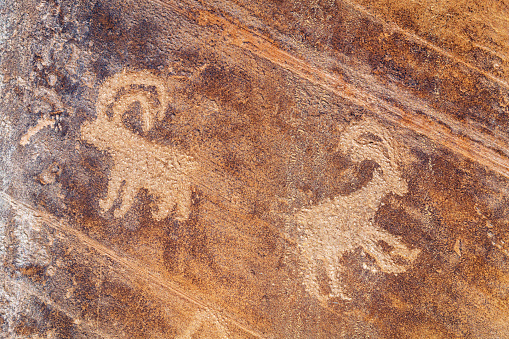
[1,0,509,337]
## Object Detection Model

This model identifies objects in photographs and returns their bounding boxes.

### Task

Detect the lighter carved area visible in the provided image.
[295,117,420,301]
[176,310,230,339]
[81,69,196,221]
[20,116,55,146]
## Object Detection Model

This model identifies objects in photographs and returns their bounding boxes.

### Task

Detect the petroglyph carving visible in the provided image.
[176,310,230,339]
[36,162,62,185]
[20,115,56,146]
[81,69,195,221]
[295,117,420,301]
[20,111,63,146]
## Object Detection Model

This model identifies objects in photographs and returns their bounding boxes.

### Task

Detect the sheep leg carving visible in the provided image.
[325,263,351,300]
[113,178,138,219]
[98,165,124,213]
[366,227,420,270]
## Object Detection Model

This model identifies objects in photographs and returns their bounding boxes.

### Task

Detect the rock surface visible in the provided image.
[1,0,509,337]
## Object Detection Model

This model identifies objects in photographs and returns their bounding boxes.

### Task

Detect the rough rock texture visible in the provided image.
[1,0,509,337]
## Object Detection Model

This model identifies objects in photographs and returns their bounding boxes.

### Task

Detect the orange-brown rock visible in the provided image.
[1,0,509,337]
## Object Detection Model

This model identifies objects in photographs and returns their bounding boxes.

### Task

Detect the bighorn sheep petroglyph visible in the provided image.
[295,117,420,301]
[81,69,195,221]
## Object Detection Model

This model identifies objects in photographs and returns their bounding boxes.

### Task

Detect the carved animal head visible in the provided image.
[337,117,408,196]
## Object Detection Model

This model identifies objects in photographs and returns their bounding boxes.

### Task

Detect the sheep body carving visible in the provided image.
[81,70,195,221]
[295,118,420,301]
